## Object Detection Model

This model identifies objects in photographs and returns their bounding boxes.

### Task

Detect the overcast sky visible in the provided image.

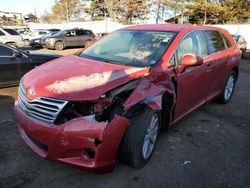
[0,0,54,16]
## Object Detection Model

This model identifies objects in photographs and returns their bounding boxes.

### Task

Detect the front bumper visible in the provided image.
[16,41,25,48]
[14,101,130,173]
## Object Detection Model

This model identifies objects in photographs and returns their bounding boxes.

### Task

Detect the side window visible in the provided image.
[177,31,208,65]
[205,30,226,54]
[0,45,13,56]
[67,30,76,37]
[39,31,47,35]
[84,30,92,35]
[76,30,84,36]
[221,33,233,48]
[0,30,5,36]
[3,29,19,35]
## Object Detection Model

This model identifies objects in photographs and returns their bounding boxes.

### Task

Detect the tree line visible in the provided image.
[40,0,250,24]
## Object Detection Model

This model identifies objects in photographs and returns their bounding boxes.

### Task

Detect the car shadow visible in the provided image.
[0,93,15,123]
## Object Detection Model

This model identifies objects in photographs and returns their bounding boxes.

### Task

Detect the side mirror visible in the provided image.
[12,51,22,59]
[181,54,203,67]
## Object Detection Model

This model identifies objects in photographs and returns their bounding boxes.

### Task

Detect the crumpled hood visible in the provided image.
[22,55,148,101]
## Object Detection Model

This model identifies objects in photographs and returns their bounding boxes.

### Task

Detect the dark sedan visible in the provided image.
[0,43,61,88]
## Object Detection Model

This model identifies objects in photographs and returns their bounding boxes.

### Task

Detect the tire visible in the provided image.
[217,71,236,104]
[119,107,160,168]
[54,41,64,50]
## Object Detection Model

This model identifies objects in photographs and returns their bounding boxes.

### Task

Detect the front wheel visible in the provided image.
[54,41,64,50]
[217,71,236,104]
[119,107,160,168]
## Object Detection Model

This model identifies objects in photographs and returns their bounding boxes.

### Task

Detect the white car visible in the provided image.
[23,30,50,45]
[0,28,25,48]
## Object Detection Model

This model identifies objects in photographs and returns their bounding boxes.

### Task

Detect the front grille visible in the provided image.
[18,82,68,124]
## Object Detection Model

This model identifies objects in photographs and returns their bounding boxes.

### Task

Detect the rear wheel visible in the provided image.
[54,41,64,50]
[217,71,236,104]
[120,107,160,168]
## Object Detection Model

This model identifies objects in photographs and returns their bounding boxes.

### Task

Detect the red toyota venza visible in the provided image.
[14,24,241,173]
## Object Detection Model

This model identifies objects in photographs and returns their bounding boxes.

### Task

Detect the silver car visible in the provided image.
[232,34,247,57]
[0,28,25,48]
[42,29,95,50]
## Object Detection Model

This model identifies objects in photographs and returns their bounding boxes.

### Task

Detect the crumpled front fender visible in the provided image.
[124,71,176,111]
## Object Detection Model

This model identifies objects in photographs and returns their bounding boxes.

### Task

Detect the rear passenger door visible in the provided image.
[82,30,94,46]
[75,29,86,46]
[203,30,229,100]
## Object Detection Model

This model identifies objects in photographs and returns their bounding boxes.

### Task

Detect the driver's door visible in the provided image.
[173,30,214,121]
[0,45,23,87]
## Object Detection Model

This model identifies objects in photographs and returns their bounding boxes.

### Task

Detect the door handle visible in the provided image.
[204,62,212,71]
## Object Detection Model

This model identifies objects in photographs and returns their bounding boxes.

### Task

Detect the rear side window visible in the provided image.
[84,30,93,35]
[221,34,233,48]
[0,30,5,36]
[3,29,19,35]
[76,30,84,36]
[205,30,226,54]
[0,45,13,56]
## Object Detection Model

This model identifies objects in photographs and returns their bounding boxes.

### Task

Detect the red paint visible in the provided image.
[15,24,241,172]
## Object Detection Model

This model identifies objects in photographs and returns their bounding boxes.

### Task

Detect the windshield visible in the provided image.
[80,30,177,67]
[44,32,58,38]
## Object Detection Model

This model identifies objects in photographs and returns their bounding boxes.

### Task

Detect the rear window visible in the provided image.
[3,29,20,35]
[205,30,226,54]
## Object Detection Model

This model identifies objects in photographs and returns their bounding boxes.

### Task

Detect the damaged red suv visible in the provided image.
[14,24,241,173]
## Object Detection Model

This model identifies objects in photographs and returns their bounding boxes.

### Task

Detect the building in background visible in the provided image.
[0,11,23,26]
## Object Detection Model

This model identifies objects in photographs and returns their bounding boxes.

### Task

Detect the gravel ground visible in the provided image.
[0,49,249,188]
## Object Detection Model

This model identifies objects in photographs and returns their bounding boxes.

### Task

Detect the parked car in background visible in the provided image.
[0,28,25,48]
[14,24,241,173]
[41,28,95,50]
[29,31,60,48]
[0,43,61,88]
[23,30,49,45]
[232,34,247,57]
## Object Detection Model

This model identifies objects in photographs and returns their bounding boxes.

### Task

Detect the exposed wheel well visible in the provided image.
[55,40,64,45]
[232,66,239,80]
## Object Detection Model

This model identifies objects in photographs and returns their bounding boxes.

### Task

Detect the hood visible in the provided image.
[27,51,61,65]
[28,51,61,58]
[22,55,149,101]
